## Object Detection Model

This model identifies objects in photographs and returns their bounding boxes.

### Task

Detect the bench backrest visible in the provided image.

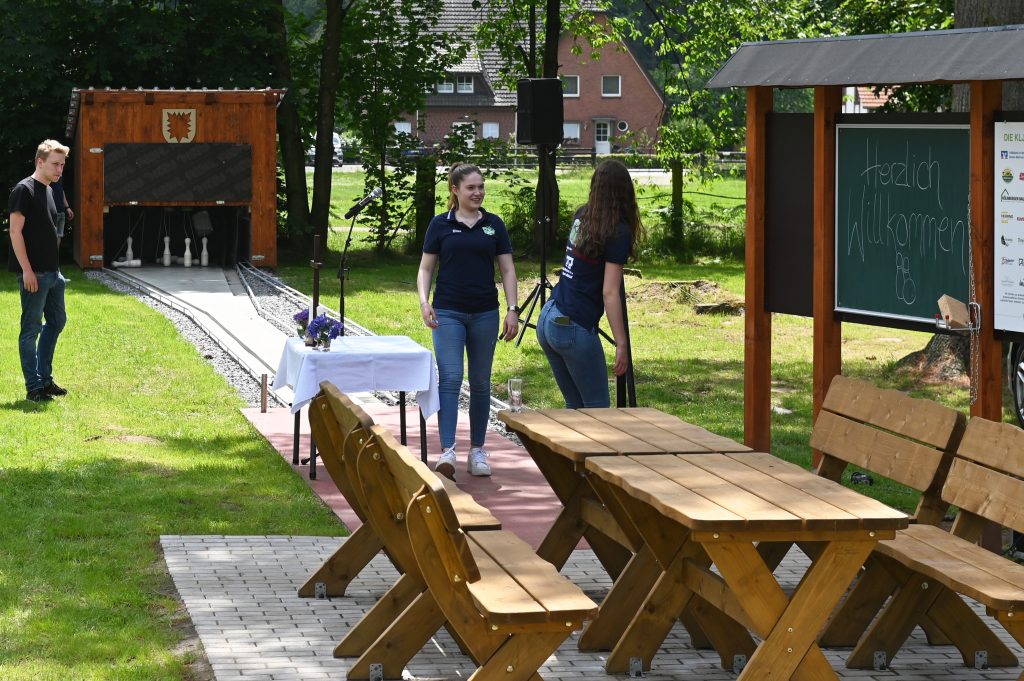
[309,382,376,521]
[369,424,481,582]
[809,375,966,523]
[945,417,1024,539]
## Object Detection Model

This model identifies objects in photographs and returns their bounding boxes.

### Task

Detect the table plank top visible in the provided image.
[586,453,908,533]
[498,408,749,462]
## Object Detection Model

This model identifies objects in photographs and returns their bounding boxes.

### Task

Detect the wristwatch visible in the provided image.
[507,305,518,313]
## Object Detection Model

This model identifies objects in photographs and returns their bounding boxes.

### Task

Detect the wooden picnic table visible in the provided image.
[497,408,751,572]
[497,407,753,657]
[586,452,909,680]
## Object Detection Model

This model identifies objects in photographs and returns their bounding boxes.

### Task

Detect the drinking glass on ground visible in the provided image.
[507,377,523,412]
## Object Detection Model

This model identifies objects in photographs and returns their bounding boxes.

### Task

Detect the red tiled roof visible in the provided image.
[858,86,892,109]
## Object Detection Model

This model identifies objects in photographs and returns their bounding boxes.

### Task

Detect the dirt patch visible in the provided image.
[84,433,163,444]
[628,280,743,314]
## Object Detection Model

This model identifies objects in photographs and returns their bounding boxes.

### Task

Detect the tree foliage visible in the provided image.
[336,0,466,252]
[0,0,280,198]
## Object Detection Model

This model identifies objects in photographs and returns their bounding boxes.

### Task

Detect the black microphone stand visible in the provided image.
[338,214,357,337]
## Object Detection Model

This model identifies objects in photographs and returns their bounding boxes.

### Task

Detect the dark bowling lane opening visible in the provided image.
[102,206,251,268]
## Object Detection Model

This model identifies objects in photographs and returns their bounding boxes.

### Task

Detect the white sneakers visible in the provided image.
[468,447,491,477]
[435,446,492,479]
[434,446,457,481]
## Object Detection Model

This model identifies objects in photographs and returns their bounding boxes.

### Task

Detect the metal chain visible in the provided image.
[968,192,979,405]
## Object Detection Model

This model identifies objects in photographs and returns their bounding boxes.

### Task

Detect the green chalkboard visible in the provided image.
[836,124,970,324]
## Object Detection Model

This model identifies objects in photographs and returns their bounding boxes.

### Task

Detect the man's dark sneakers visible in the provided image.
[26,388,54,402]
[43,381,68,397]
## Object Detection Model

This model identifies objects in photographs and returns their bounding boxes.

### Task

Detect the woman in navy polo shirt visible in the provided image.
[536,159,643,408]
[417,163,519,480]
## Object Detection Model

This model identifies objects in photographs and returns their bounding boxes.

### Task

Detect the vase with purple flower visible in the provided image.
[307,313,343,351]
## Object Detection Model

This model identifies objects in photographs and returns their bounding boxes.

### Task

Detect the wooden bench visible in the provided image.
[346,424,597,681]
[300,382,499,599]
[796,375,967,646]
[842,416,1024,675]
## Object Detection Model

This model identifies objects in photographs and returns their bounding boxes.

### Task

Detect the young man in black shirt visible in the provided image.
[9,139,70,402]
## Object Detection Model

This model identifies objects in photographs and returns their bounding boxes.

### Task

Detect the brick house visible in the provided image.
[398,1,665,152]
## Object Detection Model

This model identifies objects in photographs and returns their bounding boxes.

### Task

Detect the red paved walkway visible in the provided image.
[242,404,559,548]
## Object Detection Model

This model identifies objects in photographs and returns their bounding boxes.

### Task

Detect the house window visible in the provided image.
[601,75,621,97]
[457,76,474,93]
[452,121,476,148]
[563,122,581,142]
[437,81,454,94]
[395,121,412,134]
[616,120,630,133]
[595,121,610,143]
[482,122,499,139]
[561,75,580,97]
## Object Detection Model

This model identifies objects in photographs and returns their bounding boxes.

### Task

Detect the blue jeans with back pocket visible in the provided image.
[536,299,609,408]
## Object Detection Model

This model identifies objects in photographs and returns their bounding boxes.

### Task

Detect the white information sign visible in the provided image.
[994,122,1024,334]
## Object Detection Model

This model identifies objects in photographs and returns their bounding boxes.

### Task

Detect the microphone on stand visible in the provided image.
[344,187,383,219]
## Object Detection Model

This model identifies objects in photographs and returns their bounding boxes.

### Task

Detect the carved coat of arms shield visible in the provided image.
[162,109,196,143]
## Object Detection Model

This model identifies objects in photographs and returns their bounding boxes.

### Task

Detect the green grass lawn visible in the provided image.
[310,166,744,230]
[0,269,344,680]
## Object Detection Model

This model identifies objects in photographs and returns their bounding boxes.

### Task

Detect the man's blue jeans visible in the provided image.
[432,308,498,450]
[19,271,67,392]
[536,299,610,408]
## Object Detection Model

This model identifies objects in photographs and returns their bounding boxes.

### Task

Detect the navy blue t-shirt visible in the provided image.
[423,208,513,313]
[8,177,58,274]
[551,214,631,332]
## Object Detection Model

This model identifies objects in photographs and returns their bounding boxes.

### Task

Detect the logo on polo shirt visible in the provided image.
[483,226,494,236]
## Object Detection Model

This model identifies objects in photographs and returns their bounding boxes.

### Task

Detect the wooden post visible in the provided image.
[970,80,1004,554]
[969,80,1002,421]
[812,86,843,467]
[744,86,773,452]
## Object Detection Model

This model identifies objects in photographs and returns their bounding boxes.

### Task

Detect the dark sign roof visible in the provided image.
[708,24,1024,89]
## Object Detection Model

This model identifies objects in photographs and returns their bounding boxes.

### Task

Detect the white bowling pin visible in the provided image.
[163,236,171,266]
[183,238,192,267]
[126,236,134,261]
[200,236,209,267]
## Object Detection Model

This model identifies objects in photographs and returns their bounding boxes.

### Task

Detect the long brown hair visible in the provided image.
[446,163,482,210]
[575,159,643,259]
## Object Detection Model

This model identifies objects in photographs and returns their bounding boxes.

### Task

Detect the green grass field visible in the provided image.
[0,271,344,680]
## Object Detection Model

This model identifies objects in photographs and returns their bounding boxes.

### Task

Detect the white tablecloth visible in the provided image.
[272,336,440,417]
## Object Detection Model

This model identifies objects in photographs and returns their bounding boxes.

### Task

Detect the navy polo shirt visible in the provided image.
[423,208,512,313]
[551,215,631,332]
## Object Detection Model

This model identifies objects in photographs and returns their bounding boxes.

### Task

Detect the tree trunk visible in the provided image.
[670,159,684,246]
[268,0,310,252]
[952,0,1024,110]
[309,0,346,243]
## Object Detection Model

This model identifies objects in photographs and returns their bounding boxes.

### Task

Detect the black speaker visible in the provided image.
[516,78,564,145]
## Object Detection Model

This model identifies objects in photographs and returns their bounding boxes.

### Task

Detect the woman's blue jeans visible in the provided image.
[536,299,610,408]
[432,308,498,450]
[19,271,67,392]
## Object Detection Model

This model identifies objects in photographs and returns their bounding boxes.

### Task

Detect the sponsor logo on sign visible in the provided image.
[1002,276,1015,287]
[162,109,196,143]
[1002,150,1010,159]
[1001,256,1016,265]
[1003,167,1014,183]
[1001,188,1024,202]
